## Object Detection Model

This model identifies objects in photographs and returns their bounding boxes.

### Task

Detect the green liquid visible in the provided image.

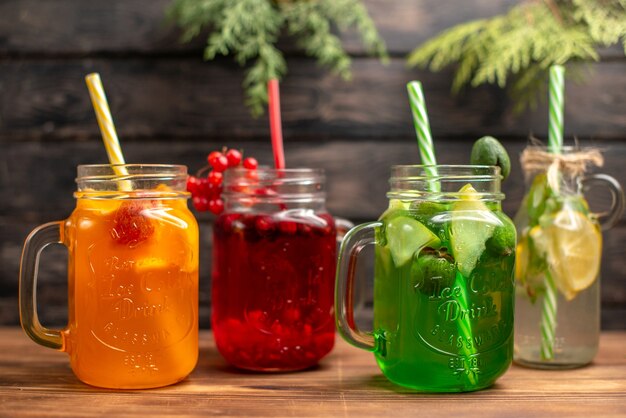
[373,201,515,391]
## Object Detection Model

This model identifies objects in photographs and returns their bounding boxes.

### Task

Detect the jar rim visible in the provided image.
[225,167,325,174]
[222,167,326,207]
[390,164,502,179]
[392,164,495,169]
[77,163,187,177]
[388,165,504,201]
[75,164,189,197]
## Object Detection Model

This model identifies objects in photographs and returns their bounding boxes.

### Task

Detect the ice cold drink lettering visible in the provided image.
[437,297,497,322]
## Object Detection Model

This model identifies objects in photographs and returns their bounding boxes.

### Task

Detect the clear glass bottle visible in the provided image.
[513,147,624,368]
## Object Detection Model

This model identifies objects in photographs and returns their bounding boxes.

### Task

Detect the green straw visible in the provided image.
[541,65,564,361]
[407,81,440,192]
[548,66,565,153]
[407,81,476,385]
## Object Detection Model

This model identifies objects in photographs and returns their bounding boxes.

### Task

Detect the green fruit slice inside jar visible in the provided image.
[449,184,499,278]
[385,216,440,267]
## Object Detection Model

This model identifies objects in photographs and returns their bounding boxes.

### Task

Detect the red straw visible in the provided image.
[268,79,285,169]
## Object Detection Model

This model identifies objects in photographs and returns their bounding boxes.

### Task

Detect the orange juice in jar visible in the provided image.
[20,165,199,389]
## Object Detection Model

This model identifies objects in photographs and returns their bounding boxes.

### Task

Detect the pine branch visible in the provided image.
[167,0,228,42]
[281,1,352,80]
[167,0,387,116]
[317,0,388,62]
[572,0,626,48]
[407,0,626,112]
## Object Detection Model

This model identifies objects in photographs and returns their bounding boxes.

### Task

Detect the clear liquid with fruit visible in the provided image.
[373,184,515,392]
[514,173,602,368]
[212,211,337,371]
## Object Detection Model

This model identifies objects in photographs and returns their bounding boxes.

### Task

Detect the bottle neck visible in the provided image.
[520,146,603,196]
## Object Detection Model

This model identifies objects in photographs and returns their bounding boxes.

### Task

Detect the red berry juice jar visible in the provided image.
[212,168,344,371]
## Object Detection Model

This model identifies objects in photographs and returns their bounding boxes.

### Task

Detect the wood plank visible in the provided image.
[2,0,623,59]
[2,139,625,221]
[1,59,626,141]
[0,328,625,417]
[0,0,518,56]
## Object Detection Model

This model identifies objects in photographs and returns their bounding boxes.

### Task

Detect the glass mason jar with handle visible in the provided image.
[212,168,352,372]
[514,146,624,369]
[336,165,516,392]
[19,164,199,389]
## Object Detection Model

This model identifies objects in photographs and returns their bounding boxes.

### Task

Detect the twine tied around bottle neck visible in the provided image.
[520,146,604,194]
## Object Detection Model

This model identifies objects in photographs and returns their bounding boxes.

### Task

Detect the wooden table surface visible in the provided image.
[1,328,625,417]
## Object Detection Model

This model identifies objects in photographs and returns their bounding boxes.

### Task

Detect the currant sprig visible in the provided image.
[187,147,258,215]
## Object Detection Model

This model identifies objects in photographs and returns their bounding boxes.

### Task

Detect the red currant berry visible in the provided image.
[210,183,223,199]
[243,157,258,170]
[208,171,223,185]
[255,216,275,234]
[298,223,312,235]
[192,196,209,212]
[208,198,224,215]
[279,221,297,235]
[197,178,215,197]
[245,169,259,181]
[186,175,201,195]
[210,154,229,172]
[226,149,242,167]
[207,151,222,166]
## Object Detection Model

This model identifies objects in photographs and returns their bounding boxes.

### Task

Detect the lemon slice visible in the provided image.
[386,216,440,267]
[543,210,602,300]
[449,184,499,277]
[515,234,530,283]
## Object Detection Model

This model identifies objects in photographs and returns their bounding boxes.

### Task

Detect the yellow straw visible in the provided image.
[85,73,131,190]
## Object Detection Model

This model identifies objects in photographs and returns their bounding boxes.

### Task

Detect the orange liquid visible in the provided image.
[63,195,199,388]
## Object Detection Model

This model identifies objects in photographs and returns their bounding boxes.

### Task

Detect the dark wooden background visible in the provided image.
[1,0,624,329]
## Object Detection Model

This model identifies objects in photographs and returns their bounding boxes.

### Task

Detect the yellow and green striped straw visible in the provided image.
[85,73,131,190]
[407,80,476,385]
[541,65,565,361]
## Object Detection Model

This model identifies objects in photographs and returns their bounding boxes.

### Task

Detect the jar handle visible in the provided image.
[335,221,380,352]
[19,221,66,350]
[581,174,625,231]
[334,217,354,243]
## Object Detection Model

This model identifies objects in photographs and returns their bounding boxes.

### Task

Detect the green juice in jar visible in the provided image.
[373,192,515,391]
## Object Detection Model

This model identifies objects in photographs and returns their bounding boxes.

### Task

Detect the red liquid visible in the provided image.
[212,211,337,371]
